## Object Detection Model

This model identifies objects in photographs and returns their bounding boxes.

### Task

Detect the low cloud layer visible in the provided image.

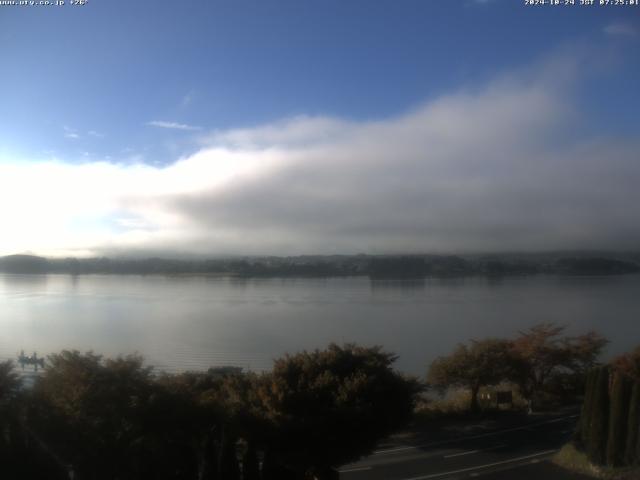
[2,54,639,257]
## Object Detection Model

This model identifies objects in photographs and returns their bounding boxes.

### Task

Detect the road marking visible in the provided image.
[339,466,372,473]
[373,415,577,456]
[444,444,505,459]
[401,449,557,480]
[443,449,479,458]
[374,445,418,455]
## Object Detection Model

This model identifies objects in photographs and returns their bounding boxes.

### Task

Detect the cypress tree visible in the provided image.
[625,381,640,466]
[577,369,597,447]
[588,366,610,465]
[606,372,631,467]
[637,408,640,467]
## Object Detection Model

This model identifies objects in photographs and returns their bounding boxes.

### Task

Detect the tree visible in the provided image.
[155,368,250,480]
[576,368,597,447]
[563,330,610,375]
[510,323,607,409]
[0,361,21,459]
[612,346,640,383]
[428,338,515,412]
[625,382,640,466]
[606,372,631,467]
[256,344,421,479]
[31,351,156,479]
[587,366,610,465]
[610,345,640,466]
[0,360,20,400]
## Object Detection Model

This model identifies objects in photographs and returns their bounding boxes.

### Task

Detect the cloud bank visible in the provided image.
[2,54,639,257]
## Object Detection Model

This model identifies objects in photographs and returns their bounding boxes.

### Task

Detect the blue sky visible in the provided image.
[0,1,639,256]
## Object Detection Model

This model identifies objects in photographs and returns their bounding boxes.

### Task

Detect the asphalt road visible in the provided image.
[339,413,593,480]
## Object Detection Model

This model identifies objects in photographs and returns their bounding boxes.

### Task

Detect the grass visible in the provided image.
[553,443,640,480]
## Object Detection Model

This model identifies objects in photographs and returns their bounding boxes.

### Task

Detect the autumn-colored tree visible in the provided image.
[510,323,607,409]
[563,330,610,374]
[428,338,515,412]
[612,346,640,382]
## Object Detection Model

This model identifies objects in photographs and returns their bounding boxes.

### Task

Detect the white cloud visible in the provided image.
[2,52,638,257]
[201,115,355,149]
[88,130,105,138]
[147,120,201,131]
[63,125,80,139]
[604,22,637,37]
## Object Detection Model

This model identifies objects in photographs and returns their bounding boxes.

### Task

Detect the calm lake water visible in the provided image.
[1,274,638,376]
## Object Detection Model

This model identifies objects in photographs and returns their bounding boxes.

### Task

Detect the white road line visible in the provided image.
[374,445,419,455]
[443,449,479,459]
[373,415,577,456]
[443,443,505,459]
[338,466,372,473]
[401,449,558,480]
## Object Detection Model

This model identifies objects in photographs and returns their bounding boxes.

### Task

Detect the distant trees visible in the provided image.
[2,253,639,277]
[427,323,608,413]
[427,339,514,412]
[369,257,429,277]
[554,257,640,276]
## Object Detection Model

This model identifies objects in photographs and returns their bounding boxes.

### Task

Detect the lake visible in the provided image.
[1,273,638,376]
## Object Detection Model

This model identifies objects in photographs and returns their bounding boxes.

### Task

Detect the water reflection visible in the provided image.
[0,273,639,376]
[369,278,426,292]
[0,273,50,288]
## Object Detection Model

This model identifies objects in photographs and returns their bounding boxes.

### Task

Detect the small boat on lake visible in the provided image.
[18,350,45,371]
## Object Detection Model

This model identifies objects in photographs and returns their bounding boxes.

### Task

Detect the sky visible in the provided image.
[0,0,639,257]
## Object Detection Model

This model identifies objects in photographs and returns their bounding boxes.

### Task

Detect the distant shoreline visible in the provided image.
[1,253,639,278]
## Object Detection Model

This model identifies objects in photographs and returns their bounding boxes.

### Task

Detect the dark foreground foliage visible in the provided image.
[0,345,420,480]
[574,346,640,469]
